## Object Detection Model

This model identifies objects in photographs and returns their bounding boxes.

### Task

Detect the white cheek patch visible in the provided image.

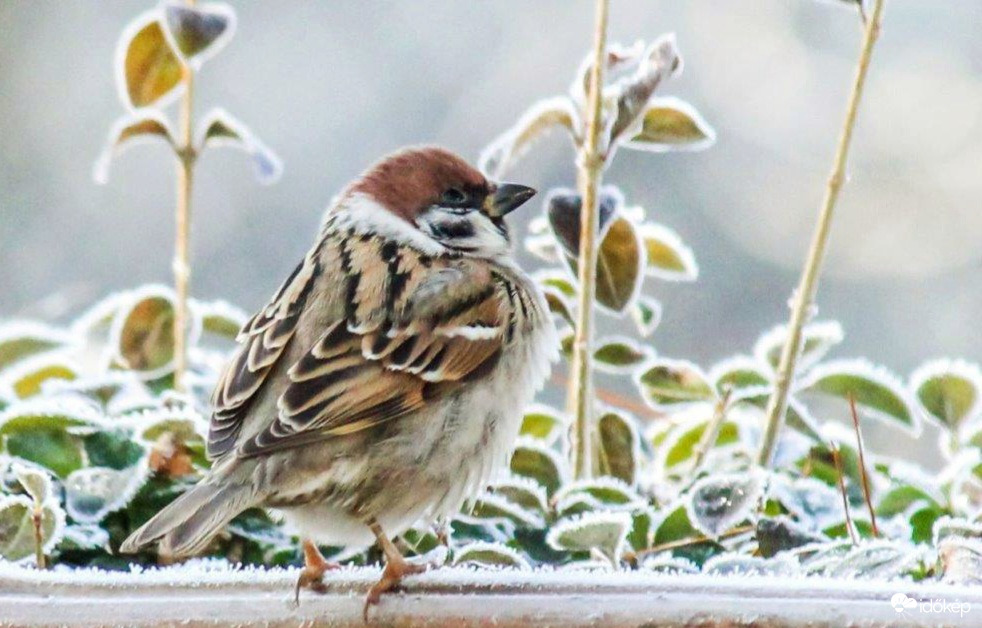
[419,207,510,257]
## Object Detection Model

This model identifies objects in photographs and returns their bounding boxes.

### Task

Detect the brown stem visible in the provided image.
[568,0,610,480]
[830,442,858,545]
[687,387,733,481]
[31,507,45,570]
[756,0,886,466]
[848,394,879,537]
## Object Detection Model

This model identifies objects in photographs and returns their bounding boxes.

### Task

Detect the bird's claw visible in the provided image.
[362,558,432,621]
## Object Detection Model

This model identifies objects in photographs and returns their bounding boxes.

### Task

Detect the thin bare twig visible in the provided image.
[830,442,858,545]
[688,386,733,480]
[848,393,879,537]
[568,0,610,480]
[756,0,886,466]
[626,524,755,562]
[31,508,45,570]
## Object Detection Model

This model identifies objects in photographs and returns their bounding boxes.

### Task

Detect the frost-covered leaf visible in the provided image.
[491,475,549,515]
[161,1,236,67]
[546,187,621,258]
[0,400,100,477]
[112,286,199,379]
[824,540,925,580]
[197,108,283,184]
[546,511,632,564]
[933,516,982,545]
[0,494,64,563]
[653,503,698,546]
[708,356,772,397]
[555,477,642,510]
[638,222,698,281]
[910,359,982,430]
[594,337,649,373]
[12,463,53,504]
[768,475,842,532]
[656,408,740,474]
[801,359,917,434]
[685,470,763,539]
[479,96,578,179]
[452,541,530,569]
[641,553,699,574]
[0,323,73,371]
[60,523,110,551]
[1,354,77,399]
[753,321,844,372]
[636,358,715,409]
[570,40,645,105]
[540,284,574,325]
[631,296,662,337]
[877,483,940,518]
[470,492,544,529]
[624,97,716,152]
[703,552,797,576]
[192,298,247,342]
[596,411,640,484]
[116,10,184,109]
[63,462,149,523]
[93,112,175,185]
[509,437,568,496]
[451,515,513,546]
[736,393,824,443]
[580,217,643,314]
[938,537,982,586]
[519,404,565,445]
[608,35,682,145]
[756,516,826,558]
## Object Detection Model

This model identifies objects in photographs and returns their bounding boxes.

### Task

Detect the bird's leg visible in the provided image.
[363,518,432,620]
[293,538,340,604]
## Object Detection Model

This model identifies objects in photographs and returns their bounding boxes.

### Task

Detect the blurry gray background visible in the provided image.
[2,0,981,378]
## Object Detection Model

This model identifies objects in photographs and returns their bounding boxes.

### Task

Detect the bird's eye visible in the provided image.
[441,188,467,205]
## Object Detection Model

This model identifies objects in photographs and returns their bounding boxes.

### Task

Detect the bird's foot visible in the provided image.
[362,555,433,621]
[293,540,340,605]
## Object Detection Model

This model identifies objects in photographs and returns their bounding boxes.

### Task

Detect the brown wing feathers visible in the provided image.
[223,232,512,459]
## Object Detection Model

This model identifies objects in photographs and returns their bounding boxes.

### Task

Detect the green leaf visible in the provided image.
[546,511,632,564]
[555,477,641,509]
[756,516,826,558]
[113,286,196,379]
[878,484,939,518]
[470,493,544,529]
[0,401,96,478]
[636,359,715,409]
[539,284,574,326]
[910,359,982,430]
[12,463,53,504]
[625,96,715,152]
[753,321,844,372]
[452,542,530,569]
[84,429,146,470]
[709,356,772,397]
[0,494,64,562]
[0,323,72,371]
[509,438,567,496]
[519,404,565,444]
[195,299,246,340]
[658,412,740,472]
[653,504,697,546]
[546,187,621,258]
[638,222,698,281]
[631,296,662,337]
[93,112,175,185]
[478,96,578,179]
[594,337,648,373]
[685,470,763,539]
[162,1,235,65]
[801,360,916,433]
[3,355,77,399]
[116,10,184,109]
[197,108,283,184]
[490,476,549,514]
[596,411,640,484]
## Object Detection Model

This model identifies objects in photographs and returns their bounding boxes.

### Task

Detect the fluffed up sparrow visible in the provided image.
[121,146,557,615]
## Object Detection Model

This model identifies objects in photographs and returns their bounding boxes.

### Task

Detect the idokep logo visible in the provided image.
[891,593,971,617]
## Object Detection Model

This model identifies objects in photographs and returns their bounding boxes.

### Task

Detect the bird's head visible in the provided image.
[347,146,536,258]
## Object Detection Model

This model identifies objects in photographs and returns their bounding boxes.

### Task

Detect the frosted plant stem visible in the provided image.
[568,0,610,480]
[756,0,885,467]
[172,10,196,393]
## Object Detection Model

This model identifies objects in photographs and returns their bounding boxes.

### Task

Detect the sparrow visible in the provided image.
[121,146,557,616]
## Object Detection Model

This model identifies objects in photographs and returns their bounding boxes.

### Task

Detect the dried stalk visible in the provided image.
[172,8,196,393]
[687,387,733,481]
[31,508,45,570]
[627,524,755,562]
[848,393,879,537]
[830,442,858,545]
[568,0,610,480]
[756,0,886,466]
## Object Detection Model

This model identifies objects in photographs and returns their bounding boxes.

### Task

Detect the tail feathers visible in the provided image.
[120,482,255,558]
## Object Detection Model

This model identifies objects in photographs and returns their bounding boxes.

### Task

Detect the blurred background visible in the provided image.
[2,0,981,378]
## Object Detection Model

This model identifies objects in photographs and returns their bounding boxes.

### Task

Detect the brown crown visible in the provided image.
[349,146,490,222]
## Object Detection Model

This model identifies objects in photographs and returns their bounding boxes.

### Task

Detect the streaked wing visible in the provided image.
[238,235,511,458]
[206,250,320,458]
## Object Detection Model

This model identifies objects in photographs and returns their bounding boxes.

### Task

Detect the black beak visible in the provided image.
[485,183,537,218]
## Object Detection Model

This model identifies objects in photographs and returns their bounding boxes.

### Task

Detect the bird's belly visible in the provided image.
[276,333,551,547]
